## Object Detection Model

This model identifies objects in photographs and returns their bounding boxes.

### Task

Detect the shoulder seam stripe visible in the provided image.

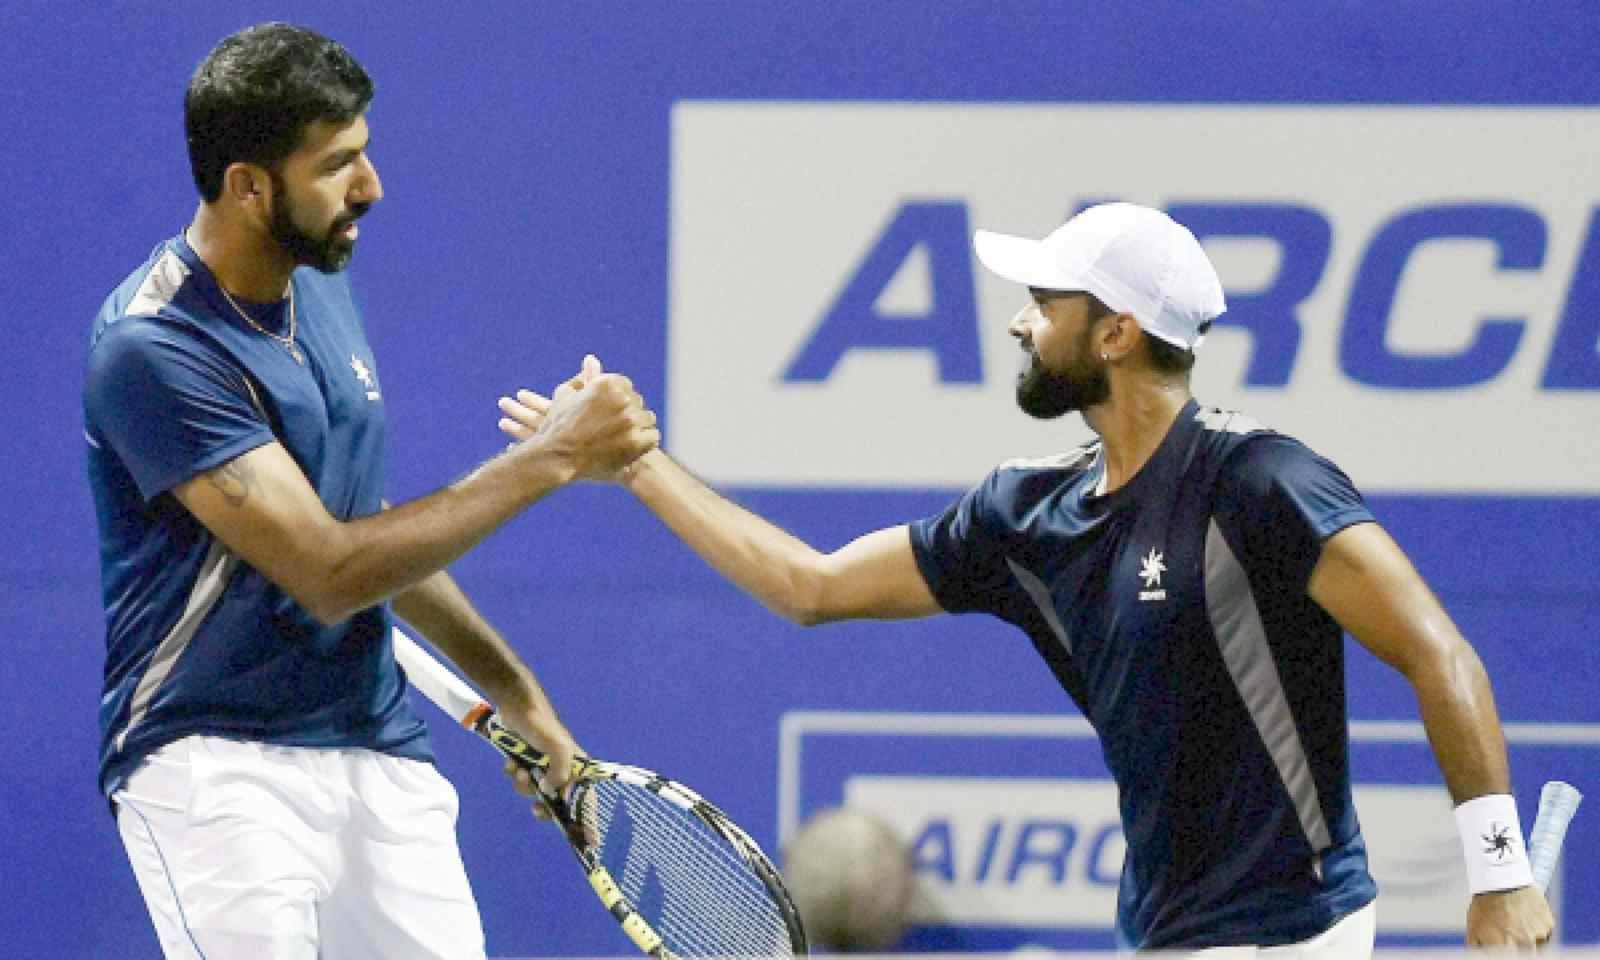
[996,443,1100,473]
[125,249,191,319]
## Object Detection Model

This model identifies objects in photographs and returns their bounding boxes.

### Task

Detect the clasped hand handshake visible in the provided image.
[497,354,658,483]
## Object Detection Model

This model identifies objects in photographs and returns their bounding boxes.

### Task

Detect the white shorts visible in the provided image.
[113,735,486,960]
[1167,901,1376,959]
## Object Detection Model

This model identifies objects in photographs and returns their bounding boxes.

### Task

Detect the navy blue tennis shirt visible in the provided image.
[83,233,429,798]
[909,401,1378,950]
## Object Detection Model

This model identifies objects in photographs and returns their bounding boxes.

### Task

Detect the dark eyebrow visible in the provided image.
[324,137,370,169]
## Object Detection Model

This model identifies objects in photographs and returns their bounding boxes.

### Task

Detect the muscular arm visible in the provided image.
[495,371,938,625]
[174,437,574,625]
[622,450,942,625]
[1308,523,1508,802]
[1308,522,1552,945]
[172,365,654,625]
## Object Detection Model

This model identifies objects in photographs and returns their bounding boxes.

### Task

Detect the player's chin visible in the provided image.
[320,226,360,267]
[1014,377,1066,420]
[315,244,356,274]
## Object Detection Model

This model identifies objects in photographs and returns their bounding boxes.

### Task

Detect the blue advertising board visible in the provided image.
[780,713,1600,949]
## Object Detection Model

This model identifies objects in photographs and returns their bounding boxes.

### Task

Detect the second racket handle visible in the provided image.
[1529,780,1582,892]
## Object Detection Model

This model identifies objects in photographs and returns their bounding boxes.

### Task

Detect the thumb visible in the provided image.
[540,744,573,795]
[581,354,603,382]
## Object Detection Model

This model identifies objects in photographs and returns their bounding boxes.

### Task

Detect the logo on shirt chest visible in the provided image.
[349,354,380,401]
[1138,548,1167,602]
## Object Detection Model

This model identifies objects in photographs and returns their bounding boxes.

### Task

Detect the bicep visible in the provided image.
[1307,522,1461,676]
[814,525,942,622]
[172,441,345,598]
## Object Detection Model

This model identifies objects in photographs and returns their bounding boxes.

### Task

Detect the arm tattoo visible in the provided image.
[208,459,256,507]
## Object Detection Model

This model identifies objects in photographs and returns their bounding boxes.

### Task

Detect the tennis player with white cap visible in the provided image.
[500,203,1553,953]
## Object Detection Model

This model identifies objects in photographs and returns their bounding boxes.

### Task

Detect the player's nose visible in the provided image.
[353,153,383,205]
[1008,302,1035,339]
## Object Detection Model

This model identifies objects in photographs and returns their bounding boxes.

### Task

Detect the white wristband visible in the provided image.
[1455,794,1535,894]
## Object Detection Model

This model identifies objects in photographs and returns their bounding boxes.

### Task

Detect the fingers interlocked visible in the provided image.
[498,354,658,481]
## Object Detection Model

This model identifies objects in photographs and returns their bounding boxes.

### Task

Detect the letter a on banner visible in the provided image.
[909,819,957,884]
[783,201,982,383]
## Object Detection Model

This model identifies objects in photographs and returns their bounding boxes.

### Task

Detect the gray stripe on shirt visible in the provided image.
[114,538,239,752]
[1006,556,1073,655]
[1203,519,1332,852]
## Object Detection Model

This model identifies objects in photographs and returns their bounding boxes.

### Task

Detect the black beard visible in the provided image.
[1015,349,1109,419]
[269,177,361,273]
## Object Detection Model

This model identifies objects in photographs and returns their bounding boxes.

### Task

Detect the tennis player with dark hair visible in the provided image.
[83,23,657,959]
[501,203,1553,953]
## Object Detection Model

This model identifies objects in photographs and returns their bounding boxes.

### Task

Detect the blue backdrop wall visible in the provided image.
[3,2,1597,955]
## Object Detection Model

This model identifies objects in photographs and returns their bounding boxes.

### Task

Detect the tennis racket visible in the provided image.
[390,627,808,960]
[1529,779,1582,892]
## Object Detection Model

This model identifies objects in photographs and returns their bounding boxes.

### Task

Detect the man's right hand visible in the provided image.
[1467,885,1554,949]
[511,355,657,481]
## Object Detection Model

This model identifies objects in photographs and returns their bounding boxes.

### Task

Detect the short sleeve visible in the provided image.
[84,319,274,499]
[1212,434,1375,593]
[907,470,1015,615]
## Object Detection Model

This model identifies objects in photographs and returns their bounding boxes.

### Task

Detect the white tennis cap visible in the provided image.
[973,202,1226,351]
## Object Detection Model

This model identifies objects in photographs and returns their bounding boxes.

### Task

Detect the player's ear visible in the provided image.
[1099,311,1138,362]
[221,163,270,210]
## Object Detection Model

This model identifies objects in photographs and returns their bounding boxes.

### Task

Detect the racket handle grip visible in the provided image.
[1528,780,1582,892]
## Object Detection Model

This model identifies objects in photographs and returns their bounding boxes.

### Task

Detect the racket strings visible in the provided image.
[596,792,788,956]
[583,779,797,958]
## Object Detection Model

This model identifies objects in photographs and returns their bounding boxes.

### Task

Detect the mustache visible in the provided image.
[333,203,372,230]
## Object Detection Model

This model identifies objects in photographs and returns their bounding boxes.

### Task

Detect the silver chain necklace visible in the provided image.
[218,281,303,364]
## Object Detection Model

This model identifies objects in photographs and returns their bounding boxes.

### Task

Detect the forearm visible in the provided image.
[393,569,581,790]
[312,447,573,622]
[623,450,826,623]
[391,571,544,709]
[1410,640,1513,803]
[1417,642,1552,926]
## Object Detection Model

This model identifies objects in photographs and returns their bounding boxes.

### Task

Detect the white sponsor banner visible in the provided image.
[670,103,1600,492]
[844,777,1501,933]
[1356,785,1468,931]
[845,777,1123,927]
